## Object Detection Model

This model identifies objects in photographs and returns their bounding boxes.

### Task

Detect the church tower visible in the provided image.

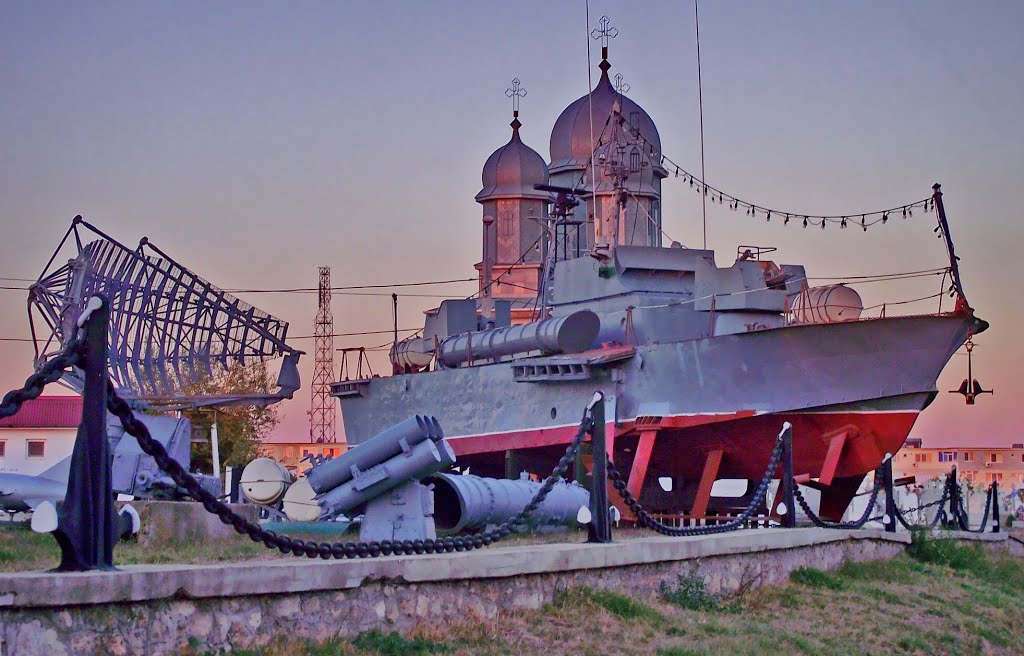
[547,17,666,255]
[475,78,552,322]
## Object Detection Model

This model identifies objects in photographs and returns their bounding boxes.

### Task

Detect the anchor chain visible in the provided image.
[0,338,84,419]
[793,471,883,530]
[605,428,787,536]
[893,477,952,531]
[950,482,993,533]
[107,382,596,559]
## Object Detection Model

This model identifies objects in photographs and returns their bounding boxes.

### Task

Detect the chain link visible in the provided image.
[605,429,787,536]
[0,339,84,420]
[107,381,596,559]
[950,482,993,533]
[893,478,951,530]
[792,469,884,529]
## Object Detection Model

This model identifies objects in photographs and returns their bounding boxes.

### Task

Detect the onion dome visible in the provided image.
[476,117,552,202]
[549,60,663,176]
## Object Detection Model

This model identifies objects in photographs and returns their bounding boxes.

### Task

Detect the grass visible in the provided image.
[200,532,1024,656]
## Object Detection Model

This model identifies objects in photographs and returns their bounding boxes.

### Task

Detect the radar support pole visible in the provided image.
[587,392,612,543]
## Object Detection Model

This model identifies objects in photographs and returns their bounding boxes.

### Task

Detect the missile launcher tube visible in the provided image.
[316,438,456,519]
[428,473,591,534]
[306,415,441,494]
[437,310,600,367]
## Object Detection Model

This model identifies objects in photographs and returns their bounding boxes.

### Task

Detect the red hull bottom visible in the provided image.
[449,407,923,520]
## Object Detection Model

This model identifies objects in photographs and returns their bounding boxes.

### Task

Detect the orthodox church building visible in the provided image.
[474,26,665,323]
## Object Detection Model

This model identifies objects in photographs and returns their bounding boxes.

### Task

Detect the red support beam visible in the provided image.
[626,430,658,500]
[690,449,724,520]
[818,431,849,487]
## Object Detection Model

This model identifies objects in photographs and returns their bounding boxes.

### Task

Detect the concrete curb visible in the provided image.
[0,528,913,609]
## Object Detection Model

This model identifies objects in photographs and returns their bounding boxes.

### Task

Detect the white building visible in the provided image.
[0,396,80,476]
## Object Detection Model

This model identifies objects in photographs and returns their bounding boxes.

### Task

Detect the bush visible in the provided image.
[660,571,735,612]
[789,566,845,591]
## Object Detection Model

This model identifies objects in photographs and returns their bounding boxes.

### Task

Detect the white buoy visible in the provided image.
[777,502,788,516]
[576,505,593,524]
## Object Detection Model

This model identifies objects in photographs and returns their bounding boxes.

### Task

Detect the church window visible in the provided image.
[630,111,641,132]
[499,210,514,237]
[649,201,661,246]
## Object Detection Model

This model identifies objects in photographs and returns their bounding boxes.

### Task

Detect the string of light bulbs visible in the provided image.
[617,113,936,231]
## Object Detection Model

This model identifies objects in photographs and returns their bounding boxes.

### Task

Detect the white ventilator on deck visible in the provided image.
[281,478,321,522]
[239,458,292,505]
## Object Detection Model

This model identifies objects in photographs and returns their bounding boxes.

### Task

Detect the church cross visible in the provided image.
[614,73,630,94]
[505,78,527,118]
[591,15,618,60]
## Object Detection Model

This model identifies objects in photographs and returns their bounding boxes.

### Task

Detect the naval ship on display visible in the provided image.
[331,34,987,520]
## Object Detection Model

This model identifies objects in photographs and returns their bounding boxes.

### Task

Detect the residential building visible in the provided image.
[893,438,1024,487]
[0,396,81,476]
[261,441,347,474]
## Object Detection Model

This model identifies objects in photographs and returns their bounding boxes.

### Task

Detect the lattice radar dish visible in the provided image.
[28,217,302,409]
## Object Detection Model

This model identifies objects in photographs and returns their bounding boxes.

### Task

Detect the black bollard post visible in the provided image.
[944,468,958,529]
[882,457,897,533]
[779,424,796,529]
[991,480,999,534]
[587,392,612,544]
[53,295,118,571]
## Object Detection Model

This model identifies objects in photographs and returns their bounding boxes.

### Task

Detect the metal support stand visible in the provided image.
[779,424,796,528]
[587,392,612,544]
[991,480,999,534]
[882,457,897,533]
[53,295,118,571]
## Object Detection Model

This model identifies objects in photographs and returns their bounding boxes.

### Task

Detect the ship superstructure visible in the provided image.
[332,33,985,520]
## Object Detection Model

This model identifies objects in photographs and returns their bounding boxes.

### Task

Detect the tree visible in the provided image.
[180,362,280,474]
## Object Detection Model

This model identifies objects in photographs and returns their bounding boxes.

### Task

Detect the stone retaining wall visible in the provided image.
[0,529,1010,656]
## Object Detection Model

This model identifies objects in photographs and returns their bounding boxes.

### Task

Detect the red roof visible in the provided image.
[0,396,82,429]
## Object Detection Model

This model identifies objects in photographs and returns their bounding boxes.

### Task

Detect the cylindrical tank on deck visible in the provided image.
[239,458,292,505]
[438,310,600,367]
[306,415,442,494]
[390,336,433,373]
[427,473,591,534]
[789,284,863,324]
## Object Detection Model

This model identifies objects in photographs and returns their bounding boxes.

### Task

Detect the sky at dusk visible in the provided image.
[1,1,1022,449]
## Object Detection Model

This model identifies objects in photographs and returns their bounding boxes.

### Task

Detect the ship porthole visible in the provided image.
[550,407,557,420]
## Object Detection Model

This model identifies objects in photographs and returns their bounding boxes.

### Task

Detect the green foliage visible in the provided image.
[660,570,735,612]
[907,532,986,572]
[656,648,705,656]
[554,586,663,622]
[789,566,845,590]
[181,362,280,474]
[350,630,450,656]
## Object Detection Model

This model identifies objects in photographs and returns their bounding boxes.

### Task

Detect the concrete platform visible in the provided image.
[0,528,907,609]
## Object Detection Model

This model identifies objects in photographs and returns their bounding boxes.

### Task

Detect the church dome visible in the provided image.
[549,62,663,176]
[476,119,553,203]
